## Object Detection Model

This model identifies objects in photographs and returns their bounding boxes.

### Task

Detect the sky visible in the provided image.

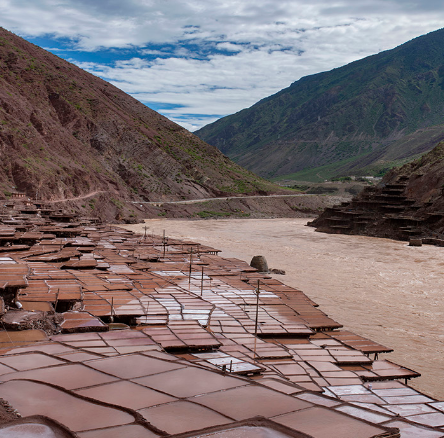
[0,1,443,131]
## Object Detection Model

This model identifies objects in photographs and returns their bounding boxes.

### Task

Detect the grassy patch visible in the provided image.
[196,210,231,218]
[111,198,124,209]
[195,209,251,218]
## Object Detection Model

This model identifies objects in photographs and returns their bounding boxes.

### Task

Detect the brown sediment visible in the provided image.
[0,399,20,425]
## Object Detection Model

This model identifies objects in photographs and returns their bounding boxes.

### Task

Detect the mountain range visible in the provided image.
[0,27,276,222]
[196,28,444,181]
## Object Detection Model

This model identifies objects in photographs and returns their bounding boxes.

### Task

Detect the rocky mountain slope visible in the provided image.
[196,28,444,180]
[309,140,444,243]
[0,27,278,222]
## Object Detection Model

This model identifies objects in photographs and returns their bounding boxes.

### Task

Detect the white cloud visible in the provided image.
[0,0,444,128]
[215,42,243,53]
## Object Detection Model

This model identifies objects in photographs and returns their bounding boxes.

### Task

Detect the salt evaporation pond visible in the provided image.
[124,217,444,400]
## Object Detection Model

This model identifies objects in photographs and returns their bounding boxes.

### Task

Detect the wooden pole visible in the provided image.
[200,266,204,296]
[188,248,193,287]
[162,230,167,258]
[254,280,260,337]
[54,288,60,312]
[110,297,115,322]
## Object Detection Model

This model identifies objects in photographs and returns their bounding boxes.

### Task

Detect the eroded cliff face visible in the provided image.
[0,28,275,221]
[310,142,444,243]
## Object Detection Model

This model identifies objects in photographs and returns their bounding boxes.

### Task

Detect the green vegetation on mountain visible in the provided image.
[196,28,444,180]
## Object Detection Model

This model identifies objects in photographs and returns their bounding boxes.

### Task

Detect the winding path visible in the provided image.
[46,190,106,203]
[133,193,315,206]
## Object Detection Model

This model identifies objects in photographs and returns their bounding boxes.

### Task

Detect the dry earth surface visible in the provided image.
[123,217,444,400]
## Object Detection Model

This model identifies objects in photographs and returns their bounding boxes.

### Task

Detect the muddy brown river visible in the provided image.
[123,218,444,400]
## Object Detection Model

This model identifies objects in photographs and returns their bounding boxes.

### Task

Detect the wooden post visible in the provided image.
[162,230,167,258]
[54,288,60,312]
[200,266,204,296]
[188,248,193,287]
[254,280,260,337]
[110,297,115,322]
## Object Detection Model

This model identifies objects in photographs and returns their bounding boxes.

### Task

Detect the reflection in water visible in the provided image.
[125,218,444,400]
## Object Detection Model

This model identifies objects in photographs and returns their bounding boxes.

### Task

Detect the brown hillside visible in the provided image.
[309,141,444,243]
[0,28,276,222]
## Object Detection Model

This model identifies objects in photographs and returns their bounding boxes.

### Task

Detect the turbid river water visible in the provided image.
[123,218,444,400]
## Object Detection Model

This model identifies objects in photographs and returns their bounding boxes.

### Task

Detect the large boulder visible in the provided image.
[250,255,269,273]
